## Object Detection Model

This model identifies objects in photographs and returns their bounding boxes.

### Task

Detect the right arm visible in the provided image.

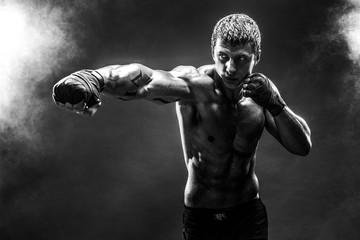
[98,64,193,103]
[52,63,196,116]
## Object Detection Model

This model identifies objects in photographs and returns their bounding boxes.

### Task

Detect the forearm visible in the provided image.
[95,64,153,99]
[95,64,192,103]
[273,107,312,156]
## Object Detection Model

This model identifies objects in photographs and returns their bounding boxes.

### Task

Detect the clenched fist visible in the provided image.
[52,70,104,116]
[242,73,286,116]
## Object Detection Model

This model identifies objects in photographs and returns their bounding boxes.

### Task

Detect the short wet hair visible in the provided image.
[211,13,261,58]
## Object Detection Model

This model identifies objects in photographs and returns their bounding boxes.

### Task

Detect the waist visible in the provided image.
[183,197,264,221]
[184,171,259,208]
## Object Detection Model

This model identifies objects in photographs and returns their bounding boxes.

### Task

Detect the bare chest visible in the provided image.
[176,97,265,153]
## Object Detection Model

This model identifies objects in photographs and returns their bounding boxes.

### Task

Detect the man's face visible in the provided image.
[212,38,258,89]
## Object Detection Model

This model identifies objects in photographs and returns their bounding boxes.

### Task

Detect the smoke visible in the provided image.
[335,0,360,141]
[338,0,360,63]
[0,0,92,148]
[304,0,360,142]
[0,1,101,237]
[336,0,360,104]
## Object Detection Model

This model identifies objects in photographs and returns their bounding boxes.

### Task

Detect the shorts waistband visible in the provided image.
[184,198,263,214]
[183,198,263,222]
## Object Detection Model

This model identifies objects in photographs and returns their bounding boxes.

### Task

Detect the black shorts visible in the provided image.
[183,198,268,240]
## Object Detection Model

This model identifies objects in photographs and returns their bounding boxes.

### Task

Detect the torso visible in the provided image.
[174,65,266,208]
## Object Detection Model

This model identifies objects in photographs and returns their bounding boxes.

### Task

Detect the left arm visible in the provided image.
[264,106,312,156]
[243,73,312,156]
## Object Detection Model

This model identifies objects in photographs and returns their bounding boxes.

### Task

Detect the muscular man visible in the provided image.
[52,13,311,240]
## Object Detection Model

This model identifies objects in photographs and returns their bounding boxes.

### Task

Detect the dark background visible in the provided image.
[1,0,360,239]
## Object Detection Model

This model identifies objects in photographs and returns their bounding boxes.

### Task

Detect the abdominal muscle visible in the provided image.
[183,149,260,208]
[177,97,265,208]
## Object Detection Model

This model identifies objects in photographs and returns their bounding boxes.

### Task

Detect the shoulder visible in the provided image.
[171,65,219,103]
[170,65,215,83]
[170,65,202,79]
[197,64,215,78]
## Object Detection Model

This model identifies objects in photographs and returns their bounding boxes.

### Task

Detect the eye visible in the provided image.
[218,53,229,62]
[236,56,249,62]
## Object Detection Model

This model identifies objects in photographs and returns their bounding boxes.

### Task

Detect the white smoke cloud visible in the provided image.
[338,0,360,63]
[335,0,360,141]
[0,1,82,146]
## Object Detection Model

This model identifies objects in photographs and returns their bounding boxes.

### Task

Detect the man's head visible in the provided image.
[211,14,261,89]
[211,13,261,59]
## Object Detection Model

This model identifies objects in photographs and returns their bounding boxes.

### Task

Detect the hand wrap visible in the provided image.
[52,70,105,107]
[243,73,286,116]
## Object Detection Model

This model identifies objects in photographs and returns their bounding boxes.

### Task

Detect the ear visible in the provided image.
[254,50,261,65]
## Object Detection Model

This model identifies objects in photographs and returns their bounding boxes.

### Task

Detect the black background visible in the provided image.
[1,0,360,239]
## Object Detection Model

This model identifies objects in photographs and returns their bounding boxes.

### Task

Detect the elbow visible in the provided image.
[296,145,311,156]
[292,139,312,157]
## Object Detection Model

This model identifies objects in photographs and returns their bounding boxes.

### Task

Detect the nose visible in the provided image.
[225,59,236,76]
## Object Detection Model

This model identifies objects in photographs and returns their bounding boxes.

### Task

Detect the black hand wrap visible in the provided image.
[264,88,286,117]
[245,73,286,116]
[52,69,105,107]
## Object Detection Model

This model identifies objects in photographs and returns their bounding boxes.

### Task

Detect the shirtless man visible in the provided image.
[52,13,312,240]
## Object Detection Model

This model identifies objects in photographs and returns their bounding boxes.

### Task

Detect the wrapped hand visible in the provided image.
[242,73,286,116]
